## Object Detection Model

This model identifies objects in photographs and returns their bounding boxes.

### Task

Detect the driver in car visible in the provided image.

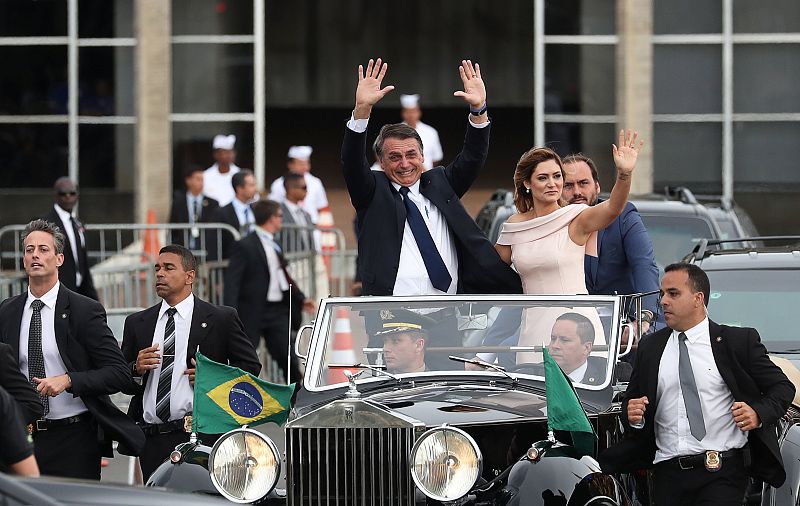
[548,312,605,385]
[376,310,435,374]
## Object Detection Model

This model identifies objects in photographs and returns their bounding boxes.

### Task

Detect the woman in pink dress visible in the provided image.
[495,129,643,364]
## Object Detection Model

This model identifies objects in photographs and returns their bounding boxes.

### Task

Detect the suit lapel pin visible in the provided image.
[201,322,207,328]
[716,336,722,342]
[61,313,67,319]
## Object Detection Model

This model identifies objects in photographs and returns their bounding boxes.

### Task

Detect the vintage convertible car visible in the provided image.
[151,293,651,505]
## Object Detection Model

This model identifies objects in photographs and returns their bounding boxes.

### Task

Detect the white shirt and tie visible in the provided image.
[142,294,195,424]
[256,229,289,302]
[634,318,748,462]
[346,114,490,296]
[18,282,87,420]
[231,198,254,234]
[53,204,83,287]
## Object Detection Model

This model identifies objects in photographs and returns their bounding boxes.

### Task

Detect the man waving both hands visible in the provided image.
[342,58,521,298]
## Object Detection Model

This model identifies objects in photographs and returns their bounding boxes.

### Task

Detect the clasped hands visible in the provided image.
[627,395,760,432]
[353,57,487,119]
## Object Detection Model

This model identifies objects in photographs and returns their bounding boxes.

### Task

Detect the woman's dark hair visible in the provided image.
[512,147,564,213]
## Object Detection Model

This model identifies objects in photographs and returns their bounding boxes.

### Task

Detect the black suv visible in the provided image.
[475,187,759,271]
[683,237,800,367]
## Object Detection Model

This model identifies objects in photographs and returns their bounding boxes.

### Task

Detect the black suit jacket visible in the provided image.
[341,122,522,296]
[224,233,306,336]
[42,207,98,300]
[599,321,795,487]
[208,202,244,260]
[580,355,606,386]
[167,191,220,247]
[0,342,43,424]
[0,285,145,457]
[120,296,261,425]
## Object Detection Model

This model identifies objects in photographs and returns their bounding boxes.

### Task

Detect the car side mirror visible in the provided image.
[294,323,314,360]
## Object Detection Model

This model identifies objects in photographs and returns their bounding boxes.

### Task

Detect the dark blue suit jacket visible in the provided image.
[341,121,521,296]
[584,201,659,298]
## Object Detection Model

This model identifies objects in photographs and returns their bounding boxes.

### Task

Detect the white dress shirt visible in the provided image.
[143,294,195,424]
[18,282,87,419]
[185,192,204,224]
[567,361,588,384]
[268,173,329,224]
[53,204,83,287]
[203,163,241,206]
[390,180,458,295]
[653,318,747,462]
[231,198,254,233]
[256,229,289,301]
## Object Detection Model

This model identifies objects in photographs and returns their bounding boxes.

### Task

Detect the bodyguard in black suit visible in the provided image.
[342,58,521,297]
[600,264,794,504]
[224,200,315,383]
[0,219,144,480]
[168,166,219,252]
[121,245,261,480]
[42,177,98,300]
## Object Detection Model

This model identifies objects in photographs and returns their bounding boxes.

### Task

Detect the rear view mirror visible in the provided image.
[295,323,314,360]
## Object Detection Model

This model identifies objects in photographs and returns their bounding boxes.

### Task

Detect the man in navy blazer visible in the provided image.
[341,58,521,298]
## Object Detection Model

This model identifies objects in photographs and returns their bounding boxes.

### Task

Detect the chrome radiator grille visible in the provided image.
[287,426,415,505]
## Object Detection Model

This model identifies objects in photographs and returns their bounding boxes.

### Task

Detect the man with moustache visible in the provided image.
[600,263,794,504]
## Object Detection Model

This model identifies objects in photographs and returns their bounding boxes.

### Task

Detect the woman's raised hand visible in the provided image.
[612,129,644,175]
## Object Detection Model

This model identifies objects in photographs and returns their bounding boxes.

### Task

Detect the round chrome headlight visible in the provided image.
[208,428,281,503]
[410,426,482,501]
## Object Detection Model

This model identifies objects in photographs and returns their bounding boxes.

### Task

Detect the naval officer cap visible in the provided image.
[287,145,313,161]
[375,309,435,336]
[212,134,236,150]
[400,94,420,109]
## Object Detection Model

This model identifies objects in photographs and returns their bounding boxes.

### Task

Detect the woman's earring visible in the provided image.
[525,187,531,194]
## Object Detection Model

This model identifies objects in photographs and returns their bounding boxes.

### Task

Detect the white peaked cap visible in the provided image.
[288,145,313,161]
[400,94,420,109]
[212,134,236,150]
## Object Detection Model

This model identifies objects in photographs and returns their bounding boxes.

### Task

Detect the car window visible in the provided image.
[705,269,800,352]
[640,215,716,270]
[305,297,620,391]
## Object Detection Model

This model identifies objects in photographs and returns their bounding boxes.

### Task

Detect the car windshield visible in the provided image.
[705,269,800,352]
[640,215,715,269]
[303,296,621,392]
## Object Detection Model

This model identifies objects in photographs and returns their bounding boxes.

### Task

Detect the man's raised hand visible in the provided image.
[453,60,486,109]
[354,58,395,119]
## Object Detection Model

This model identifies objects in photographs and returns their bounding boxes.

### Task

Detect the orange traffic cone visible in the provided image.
[317,206,335,274]
[142,209,161,263]
[328,307,357,384]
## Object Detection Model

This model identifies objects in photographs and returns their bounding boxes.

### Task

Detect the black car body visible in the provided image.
[152,294,646,504]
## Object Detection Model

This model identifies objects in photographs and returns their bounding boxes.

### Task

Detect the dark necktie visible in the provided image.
[399,186,452,292]
[155,307,177,423]
[678,332,706,440]
[28,299,48,416]
[192,197,201,223]
[242,206,252,236]
[70,216,81,272]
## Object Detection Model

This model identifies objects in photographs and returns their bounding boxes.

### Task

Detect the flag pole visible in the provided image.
[287,283,293,385]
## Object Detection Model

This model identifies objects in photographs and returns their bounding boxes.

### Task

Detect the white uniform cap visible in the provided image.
[400,94,420,109]
[288,145,313,161]
[212,134,236,150]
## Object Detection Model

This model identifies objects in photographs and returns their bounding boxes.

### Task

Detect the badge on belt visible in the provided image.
[183,415,193,433]
[704,450,721,472]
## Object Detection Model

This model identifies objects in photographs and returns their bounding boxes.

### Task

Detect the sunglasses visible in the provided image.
[58,191,78,197]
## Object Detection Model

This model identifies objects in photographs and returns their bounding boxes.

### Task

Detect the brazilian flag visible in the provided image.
[543,348,597,456]
[192,352,295,434]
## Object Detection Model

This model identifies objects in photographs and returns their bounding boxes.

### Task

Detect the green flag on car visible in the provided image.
[543,348,597,456]
[192,352,295,434]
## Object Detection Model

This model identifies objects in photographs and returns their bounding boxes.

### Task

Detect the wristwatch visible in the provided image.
[470,102,488,116]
